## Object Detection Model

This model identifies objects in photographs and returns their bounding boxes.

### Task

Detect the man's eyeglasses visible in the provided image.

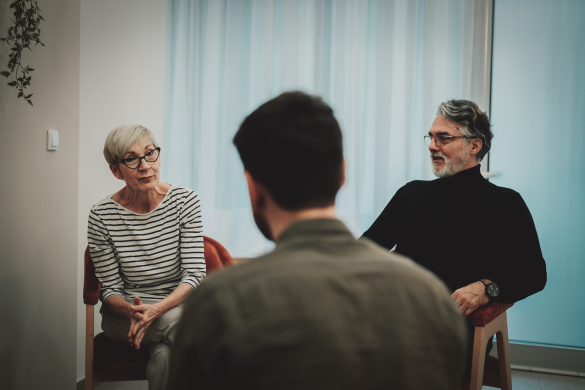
[116,147,161,169]
[424,135,469,147]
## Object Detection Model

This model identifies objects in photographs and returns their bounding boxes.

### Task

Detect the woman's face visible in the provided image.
[112,138,161,193]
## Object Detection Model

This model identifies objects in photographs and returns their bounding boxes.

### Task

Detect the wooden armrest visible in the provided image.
[471,301,514,327]
[83,246,101,305]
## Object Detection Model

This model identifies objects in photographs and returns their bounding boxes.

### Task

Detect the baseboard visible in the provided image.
[490,342,585,376]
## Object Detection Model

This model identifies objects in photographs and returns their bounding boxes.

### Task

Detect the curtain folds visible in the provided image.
[164,0,491,257]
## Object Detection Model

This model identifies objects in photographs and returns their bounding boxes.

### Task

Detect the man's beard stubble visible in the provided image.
[431,144,472,178]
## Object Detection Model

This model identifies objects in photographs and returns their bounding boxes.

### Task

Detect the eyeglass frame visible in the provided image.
[424,134,471,147]
[115,147,161,169]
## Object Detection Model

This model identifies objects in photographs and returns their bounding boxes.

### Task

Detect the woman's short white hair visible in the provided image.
[103,125,158,165]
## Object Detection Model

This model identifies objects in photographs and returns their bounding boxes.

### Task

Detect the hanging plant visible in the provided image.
[0,0,45,106]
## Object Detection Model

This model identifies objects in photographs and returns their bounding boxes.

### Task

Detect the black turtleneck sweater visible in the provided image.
[361,164,547,304]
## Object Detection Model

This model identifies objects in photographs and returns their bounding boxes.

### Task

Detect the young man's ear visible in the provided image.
[244,171,266,211]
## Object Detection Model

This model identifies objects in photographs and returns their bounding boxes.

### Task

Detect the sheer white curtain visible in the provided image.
[164,0,492,257]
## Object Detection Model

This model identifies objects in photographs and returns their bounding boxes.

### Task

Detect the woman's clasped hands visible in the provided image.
[127,296,163,350]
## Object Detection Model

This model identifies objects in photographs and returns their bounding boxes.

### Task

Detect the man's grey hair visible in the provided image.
[103,125,158,166]
[437,99,493,161]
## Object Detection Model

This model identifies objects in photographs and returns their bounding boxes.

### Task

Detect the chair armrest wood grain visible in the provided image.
[83,246,100,305]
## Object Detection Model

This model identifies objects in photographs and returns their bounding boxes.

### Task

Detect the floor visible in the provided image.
[93,370,585,390]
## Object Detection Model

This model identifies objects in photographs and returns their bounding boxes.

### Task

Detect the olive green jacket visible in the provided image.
[169,219,466,390]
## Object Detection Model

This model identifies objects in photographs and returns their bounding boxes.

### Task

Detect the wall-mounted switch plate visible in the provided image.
[47,130,59,151]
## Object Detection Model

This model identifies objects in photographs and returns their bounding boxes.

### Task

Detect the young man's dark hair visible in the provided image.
[233,91,343,210]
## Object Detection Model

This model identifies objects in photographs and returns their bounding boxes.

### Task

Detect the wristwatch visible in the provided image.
[479,279,499,300]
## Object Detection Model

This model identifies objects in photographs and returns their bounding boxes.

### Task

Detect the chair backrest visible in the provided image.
[83,236,234,304]
[203,236,234,271]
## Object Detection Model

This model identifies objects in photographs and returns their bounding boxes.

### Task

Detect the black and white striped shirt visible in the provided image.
[88,186,205,302]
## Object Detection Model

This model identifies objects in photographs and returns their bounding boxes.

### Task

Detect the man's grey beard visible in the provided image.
[431,145,471,178]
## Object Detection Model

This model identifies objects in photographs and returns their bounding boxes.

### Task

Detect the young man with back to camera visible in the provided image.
[168,91,468,390]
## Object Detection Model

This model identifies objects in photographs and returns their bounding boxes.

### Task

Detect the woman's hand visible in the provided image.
[127,284,193,349]
[128,297,164,350]
[127,296,147,349]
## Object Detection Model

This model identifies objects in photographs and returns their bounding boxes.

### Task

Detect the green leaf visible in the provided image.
[39,15,44,21]
[7,81,17,86]
[40,42,45,46]
[27,99,33,106]
[0,38,6,41]
[0,71,10,77]
[27,68,34,71]
[9,2,15,8]
[18,91,23,98]
[26,93,33,98]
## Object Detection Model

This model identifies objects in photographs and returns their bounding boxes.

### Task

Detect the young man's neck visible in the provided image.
[269,205,337,241]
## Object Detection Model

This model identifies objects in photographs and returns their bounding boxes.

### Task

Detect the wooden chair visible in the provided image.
[461,301,514,390]
[83,236,233,390]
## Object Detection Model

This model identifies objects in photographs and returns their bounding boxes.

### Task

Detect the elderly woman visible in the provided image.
[88,125,205,390]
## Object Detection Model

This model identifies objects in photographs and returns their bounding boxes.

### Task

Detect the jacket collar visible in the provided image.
[276,218,354,247]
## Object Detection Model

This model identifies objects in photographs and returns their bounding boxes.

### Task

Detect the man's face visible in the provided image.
[428,115,472,178]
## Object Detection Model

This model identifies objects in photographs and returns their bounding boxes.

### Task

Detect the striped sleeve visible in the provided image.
[178,191,206,289]
[88,208,124,302]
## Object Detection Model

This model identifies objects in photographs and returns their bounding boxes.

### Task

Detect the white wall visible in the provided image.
[0,0,80,388]
[77,0,170,382]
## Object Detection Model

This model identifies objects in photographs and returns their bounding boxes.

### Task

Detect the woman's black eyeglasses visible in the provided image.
[116,147,161,169]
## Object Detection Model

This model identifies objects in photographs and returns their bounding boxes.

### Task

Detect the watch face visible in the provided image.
[487,283,500,298]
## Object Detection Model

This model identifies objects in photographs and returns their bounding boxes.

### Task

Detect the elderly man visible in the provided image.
[168,92,467,390]
[361,99,547,358]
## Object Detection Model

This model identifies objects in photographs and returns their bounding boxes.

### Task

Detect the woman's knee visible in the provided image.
[157,306,184,340]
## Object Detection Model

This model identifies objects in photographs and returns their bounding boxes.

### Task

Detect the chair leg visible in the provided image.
[496,313,512,390]
[86,305,94,390]
[470,327,487,390]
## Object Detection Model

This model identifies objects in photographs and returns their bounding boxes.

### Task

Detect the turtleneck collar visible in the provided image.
[434,164,486,186]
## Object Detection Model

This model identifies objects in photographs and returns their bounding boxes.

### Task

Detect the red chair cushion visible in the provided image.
[471,301,514,327]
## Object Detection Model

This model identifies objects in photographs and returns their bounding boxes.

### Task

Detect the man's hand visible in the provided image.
[451,281,490,317]
[127,297,163,350]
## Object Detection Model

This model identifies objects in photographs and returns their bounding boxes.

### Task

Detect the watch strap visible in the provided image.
[478,279,493,299]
